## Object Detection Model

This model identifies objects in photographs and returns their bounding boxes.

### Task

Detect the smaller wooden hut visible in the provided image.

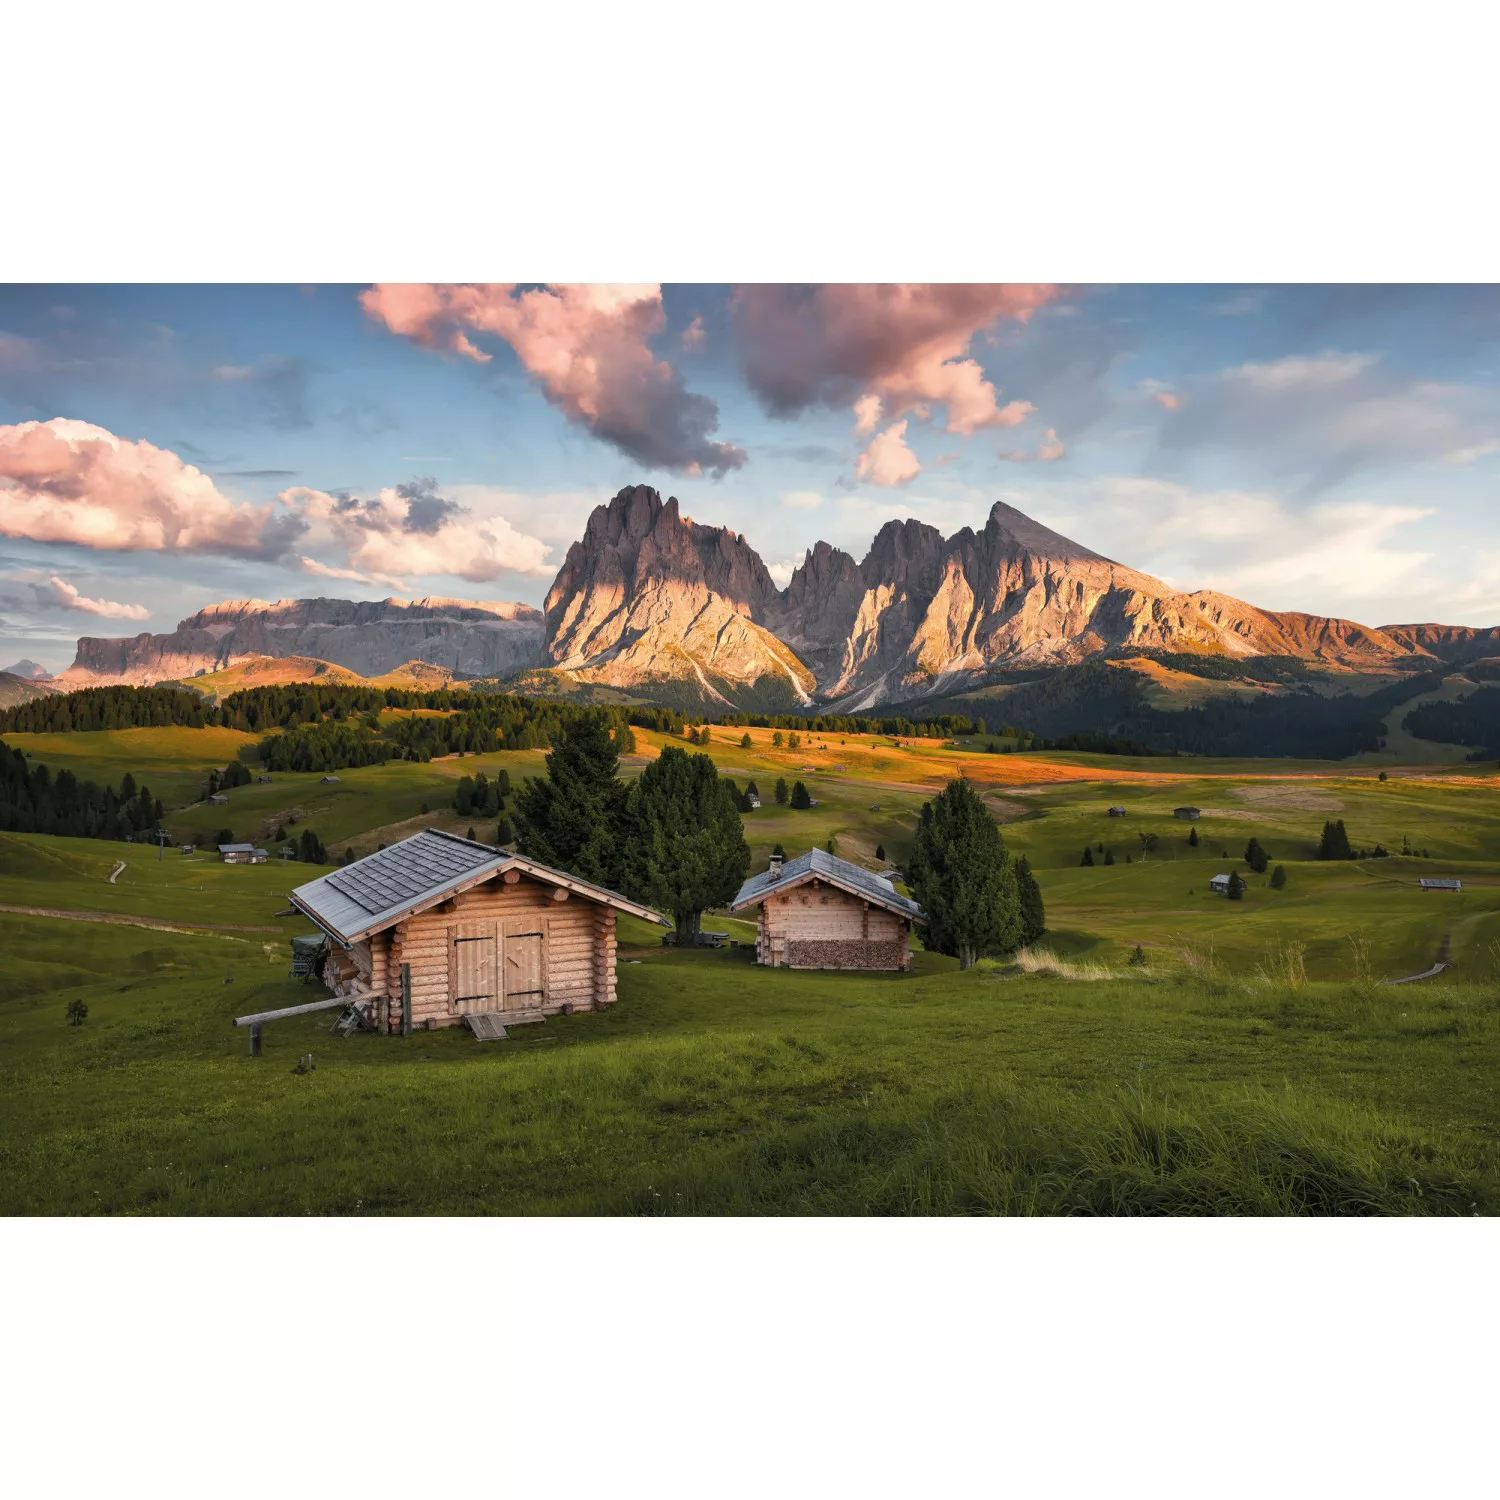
[1173,806,1201,821]
[732,848,924,971]
[290,828,665,1032]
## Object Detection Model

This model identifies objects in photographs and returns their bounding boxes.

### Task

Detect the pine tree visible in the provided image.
[825,836,838,856]
[1270,864,1287,889]
[1226,870,1246,900]
[790,781,811,809]
[774,777,789,805]
[620,746,748,943]
[1104,848,1115,866]
[497,769,511,797]
[1081,846,1094,866]
[740,733,753,748]
[613,722,637,754]
[1318,819,1353,860]
[1015,854,1046,946]
[512,712,628,885]
[1128,943,1147,966]
[772,731,784,748]
[467,825,477,842]
[1244,837,1269,873]
[772,843,786,858]
[875,843,886,862]
[1188,826,1199,847]
[906,778,1021,969]
[496,815,514,846]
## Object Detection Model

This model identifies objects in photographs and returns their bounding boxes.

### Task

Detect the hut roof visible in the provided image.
[289,827,665,945]
[732,847,925,922]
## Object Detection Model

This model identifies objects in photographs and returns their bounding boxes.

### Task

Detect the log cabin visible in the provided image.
[289,828,665,1032]
[732,848,925,971]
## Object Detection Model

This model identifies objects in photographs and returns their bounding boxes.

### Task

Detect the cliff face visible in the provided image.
[544,484,815,706]
[57,596,545,687]
[538,488,1452,708]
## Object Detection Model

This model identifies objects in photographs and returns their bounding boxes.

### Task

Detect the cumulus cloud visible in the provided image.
[855,421,922,486]
[1000,428,1067,463]
[1158,350,1500,490]
[359,283,746,477]
[680,314,706,350]
[0,418,306,558]
[732,284,1058,437]
[282,482,553,586]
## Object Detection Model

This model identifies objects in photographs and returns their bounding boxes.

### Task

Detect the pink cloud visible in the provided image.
[733,283,1060,435]
[0,418,303,558]
[35,574,150,619]
[855,421,922,486]
[359,284,745,476]
[1000,427,1067,463]
[680,314,706,350]
[1155,390,1182,410]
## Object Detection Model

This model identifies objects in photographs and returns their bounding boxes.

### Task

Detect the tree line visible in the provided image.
[0,745,163,841]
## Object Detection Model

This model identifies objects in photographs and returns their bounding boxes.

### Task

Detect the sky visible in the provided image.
[1,281,1497,673]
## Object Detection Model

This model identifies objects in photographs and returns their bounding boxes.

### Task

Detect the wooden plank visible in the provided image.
[233,996,349,1026]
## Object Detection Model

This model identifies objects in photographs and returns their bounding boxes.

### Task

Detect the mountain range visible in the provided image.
[29,484,1500,710]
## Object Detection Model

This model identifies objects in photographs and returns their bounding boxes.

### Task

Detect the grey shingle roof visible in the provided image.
[732,847,924,921]
[291,828,665,943]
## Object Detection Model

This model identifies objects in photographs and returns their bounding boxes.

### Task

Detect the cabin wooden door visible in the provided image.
[502,918,547,1010]
[452,923,500,1013]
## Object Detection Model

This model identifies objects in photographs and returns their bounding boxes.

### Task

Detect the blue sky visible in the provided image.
[1,282,1496,672]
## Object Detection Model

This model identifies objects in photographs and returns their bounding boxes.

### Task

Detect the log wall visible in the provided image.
[753,879,912,971]
[336,872,620,1032]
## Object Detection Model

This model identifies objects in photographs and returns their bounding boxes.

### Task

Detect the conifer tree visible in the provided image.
[740,733,753,748]
[1226,870,1246,900]
[512,711,628,885]
[1244,837,1269,873]
[774,777,789,805]
[1015,854,1046,947]
[1188,825,1199,847]
[790,780,812,809]
[875,843,886,862]
[906,778,1021,968]
[1104,848,1115,866]
[1081,846,1094,866]
[1318,819,1354,860]
[620,746,748,943]
[1270,864,1287,889]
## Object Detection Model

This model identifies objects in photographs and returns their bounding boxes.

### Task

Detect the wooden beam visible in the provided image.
[502,869,521,884]
[551,887,570,902]
[233,996,348,1027]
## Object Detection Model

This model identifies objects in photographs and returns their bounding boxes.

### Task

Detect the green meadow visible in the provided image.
[3,716,1500,1214]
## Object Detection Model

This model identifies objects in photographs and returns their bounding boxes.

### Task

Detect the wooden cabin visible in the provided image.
[289,828,665,1033]
[732,849,924,972]
[1173,806,1201,821]
[219,843,268,864]
[1419,877,1462,892]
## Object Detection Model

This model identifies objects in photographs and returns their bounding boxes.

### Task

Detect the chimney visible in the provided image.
[768,853,783,881]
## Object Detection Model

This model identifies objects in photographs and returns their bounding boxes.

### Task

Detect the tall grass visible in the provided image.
[1009,946,1121,981]
[613,1082,1496,1217]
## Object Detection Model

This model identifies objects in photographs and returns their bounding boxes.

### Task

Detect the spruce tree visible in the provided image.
[620,746,749,943]
[1188,825,1199,847]
[905,778,1021,969]
[1318,819,1353,860]
[1015,854,1046,946]
[740,733,753,748]
[1244,837,1269,873]
[790,780,812,809]
[875,843,886,862]
[511,712,628,885]
[1270,864,1287,889]
[774,777,789,805]
[1081,846,1094,866]
[1104,848,1115,866]
[1226,870,1246,900]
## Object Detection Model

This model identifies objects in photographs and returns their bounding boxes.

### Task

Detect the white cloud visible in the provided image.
[854,421,921,486]
[779,489,824,510]
[34,574,150,620]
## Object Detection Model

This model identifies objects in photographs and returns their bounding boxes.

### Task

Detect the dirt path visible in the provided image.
[108,860,125,884]
[0,902,280,938]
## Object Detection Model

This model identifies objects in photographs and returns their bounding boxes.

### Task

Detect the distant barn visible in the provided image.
[1419,877,1462,892]
[320,775,341,784]
[1174,806,1201,821]
[290,829,665,1033]
[219,843,268,864]
[732,849,924,972]
[207,793,229,806]
[1108,805,1127,817]
[1209,873,1232,894]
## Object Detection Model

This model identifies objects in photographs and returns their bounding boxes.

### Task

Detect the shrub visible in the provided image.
[1128,943,1147,966]
[1270,864,1287,889]
[66,998,88,1026]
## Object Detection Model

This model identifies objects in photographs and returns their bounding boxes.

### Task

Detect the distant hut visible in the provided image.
[1418,877,1462,892]
[1173,806,1201,821]
[320,774,341,784]
[745,794,761,809]
[1208,873,1232,894]
[731,849,925,972]
[1108,805,1127,817]
[219,843,268,864]
[207,793,229,806]
[289,829,665,1033]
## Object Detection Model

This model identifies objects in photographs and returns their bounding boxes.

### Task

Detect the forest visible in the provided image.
[1403,685,1500,756]
[0,744,164,840]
